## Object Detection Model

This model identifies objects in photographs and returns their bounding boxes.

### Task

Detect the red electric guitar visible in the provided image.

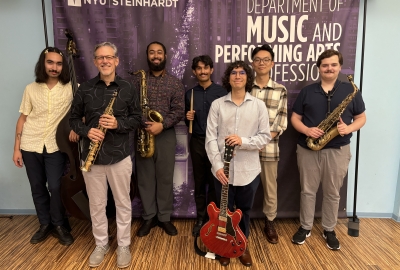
[199,143,247,258]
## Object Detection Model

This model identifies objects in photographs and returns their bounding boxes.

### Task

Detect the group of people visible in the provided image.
[12,41,365,268]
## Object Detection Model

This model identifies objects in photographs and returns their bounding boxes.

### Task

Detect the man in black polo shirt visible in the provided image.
[70,42,141,268]
[291,49,366,250]
[185,55,227,236]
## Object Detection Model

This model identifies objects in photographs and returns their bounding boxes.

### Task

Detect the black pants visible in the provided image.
[189,135,216,220]
[22,147,66,226]
[214,175,260,238]
[136,128,176,222]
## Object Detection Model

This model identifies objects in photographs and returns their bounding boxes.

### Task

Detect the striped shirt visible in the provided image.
[251,78,288,161]
[19,81,73,154]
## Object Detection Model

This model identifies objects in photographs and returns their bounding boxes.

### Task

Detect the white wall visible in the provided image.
[346,0,400,218]
[0,0,53,213]
[1,0,399,219]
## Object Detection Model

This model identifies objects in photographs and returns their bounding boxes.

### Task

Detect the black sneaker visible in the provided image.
[292,227,311,245]
[323,230,340,250]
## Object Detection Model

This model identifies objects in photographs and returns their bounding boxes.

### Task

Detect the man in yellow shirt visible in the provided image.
[12,47,77,246]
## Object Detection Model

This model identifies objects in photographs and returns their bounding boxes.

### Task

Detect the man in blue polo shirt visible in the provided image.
[291,49,366,250]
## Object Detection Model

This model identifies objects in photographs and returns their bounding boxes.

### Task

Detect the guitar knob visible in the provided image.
[238,241,242,244]
[240,248,244,251]
[233,250,237,253]
[231,242,235,246]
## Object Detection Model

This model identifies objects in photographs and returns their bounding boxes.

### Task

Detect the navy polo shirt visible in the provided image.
[184,82,227,136]
[292,79,365,149]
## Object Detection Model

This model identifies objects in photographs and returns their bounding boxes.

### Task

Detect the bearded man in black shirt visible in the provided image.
[70,42,141,268]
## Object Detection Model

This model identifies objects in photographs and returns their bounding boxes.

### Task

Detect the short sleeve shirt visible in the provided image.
[19,81,73,153]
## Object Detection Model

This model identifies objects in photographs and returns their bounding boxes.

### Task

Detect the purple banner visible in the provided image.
[54,0,360,218]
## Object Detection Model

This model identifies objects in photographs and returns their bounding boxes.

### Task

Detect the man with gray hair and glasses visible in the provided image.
[70,42,141,268]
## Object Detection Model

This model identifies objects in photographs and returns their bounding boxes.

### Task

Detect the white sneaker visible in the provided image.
[117,245,131,268]
[89,244,110,267]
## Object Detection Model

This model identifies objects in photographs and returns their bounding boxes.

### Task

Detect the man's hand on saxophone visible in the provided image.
[305,127,325,139]
[100,114,117,129]
[87,128,105,143]
[145,121,163,136]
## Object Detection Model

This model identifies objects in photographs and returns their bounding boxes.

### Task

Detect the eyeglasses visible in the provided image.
[230,70,246,76]
[253,58,272,65]
[94,55,117,61]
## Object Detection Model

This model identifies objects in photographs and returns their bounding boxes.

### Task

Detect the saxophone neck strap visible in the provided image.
[320,80,342,117]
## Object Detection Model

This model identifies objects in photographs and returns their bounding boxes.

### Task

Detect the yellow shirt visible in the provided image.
[19,81,73,154]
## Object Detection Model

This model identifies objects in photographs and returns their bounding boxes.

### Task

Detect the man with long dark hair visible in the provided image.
[13,47,76,246]
[134,41,185,237]
[185,55,227,236]
[205,60,271,266]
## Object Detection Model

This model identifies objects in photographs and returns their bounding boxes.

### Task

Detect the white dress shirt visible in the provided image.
[205,92,271,186]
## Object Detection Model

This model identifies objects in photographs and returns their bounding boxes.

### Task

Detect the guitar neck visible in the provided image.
[219,161,230,218]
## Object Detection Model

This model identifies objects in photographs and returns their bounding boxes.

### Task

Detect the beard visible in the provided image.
[147,58,167,72]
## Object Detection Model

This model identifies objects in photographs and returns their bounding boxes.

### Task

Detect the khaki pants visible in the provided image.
[296,144,351,231]
[83,156,132,246]
[260,161,278,221]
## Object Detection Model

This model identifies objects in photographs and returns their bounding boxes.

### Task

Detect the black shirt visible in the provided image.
[184,82,227,136]
[292,79,365,149]
[69,74,141,165]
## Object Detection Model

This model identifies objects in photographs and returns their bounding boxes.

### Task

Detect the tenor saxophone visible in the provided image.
[80,89,119,172]
[306,75,359,151]
[134,70,163,158]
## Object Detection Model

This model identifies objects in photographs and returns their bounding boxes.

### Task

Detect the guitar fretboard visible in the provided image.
[219,161,230,219]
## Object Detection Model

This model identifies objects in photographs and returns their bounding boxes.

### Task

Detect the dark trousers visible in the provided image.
[189,135,216,221]
[214,175,260,238]
[21,147,66,226]
[136,128,176,222]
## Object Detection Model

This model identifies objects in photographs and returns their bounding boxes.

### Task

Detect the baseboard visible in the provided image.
[392,213,400,222]
[346,212,394,219]
[0,209,36,215]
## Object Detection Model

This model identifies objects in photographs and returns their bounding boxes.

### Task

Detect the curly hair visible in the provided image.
[221,61,254,93]
[35,47,70,85]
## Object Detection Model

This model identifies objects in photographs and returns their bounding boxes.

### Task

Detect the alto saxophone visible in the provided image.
[80,89,119,172]
[134,70,163,158]
[306,75,359,151]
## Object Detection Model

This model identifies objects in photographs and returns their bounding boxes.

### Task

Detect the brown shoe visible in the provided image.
[218,257,230,266]
[238,249,252,267]
[264,218,278,244]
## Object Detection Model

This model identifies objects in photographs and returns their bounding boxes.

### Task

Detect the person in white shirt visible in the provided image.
[205,60,271,267]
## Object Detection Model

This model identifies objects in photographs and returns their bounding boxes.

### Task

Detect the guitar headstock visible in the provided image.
[224,141,235,162]
[65,29,79,57]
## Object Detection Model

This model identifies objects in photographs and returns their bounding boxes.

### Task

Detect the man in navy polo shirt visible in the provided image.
[291,49,366,250]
